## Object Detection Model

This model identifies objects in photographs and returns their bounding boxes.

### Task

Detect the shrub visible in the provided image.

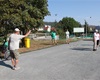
[56,29,65,39]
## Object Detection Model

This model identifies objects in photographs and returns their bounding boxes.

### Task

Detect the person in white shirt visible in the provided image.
[65,30,70,44]
[8,28,31,70]
[93,29,100,51]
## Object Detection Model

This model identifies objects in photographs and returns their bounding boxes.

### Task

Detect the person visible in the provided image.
[93,29,100,51]
[50,31,57,45]
[65,30,70,44]
[3,38,11,60]
[8,28,31,70]
[1,38,9,59]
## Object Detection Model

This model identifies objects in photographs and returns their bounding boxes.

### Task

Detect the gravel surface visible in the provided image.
[0,40,100,80]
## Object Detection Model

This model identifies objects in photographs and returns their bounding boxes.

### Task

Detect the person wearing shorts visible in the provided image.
[51,31,57,45]
[8,28,31,70]
[93,29,100,51]
[10,50,19,60]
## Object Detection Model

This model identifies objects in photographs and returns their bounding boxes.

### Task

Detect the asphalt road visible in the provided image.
[0,40,100,80]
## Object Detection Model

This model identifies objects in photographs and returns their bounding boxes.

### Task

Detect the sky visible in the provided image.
[44,0,100,26]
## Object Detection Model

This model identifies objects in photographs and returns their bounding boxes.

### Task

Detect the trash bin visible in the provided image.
[24,38,30,48]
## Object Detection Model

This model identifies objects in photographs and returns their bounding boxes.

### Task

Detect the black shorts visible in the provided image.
[97,40,99,45]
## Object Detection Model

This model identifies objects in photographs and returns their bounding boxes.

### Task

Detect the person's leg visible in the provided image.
[52,38,54,45]
[97,40,99,49]
[15,59,19,67]
[51,39,53,45]
[66,36,69,44]
[68,38,70,44]
[11,58,15,67]
[66,39,69,44]
[10,50,16,68]
[10,50,20,70]
[67,36,70,44]
[93,40,97,51]
[14,50,20,70]
[54,39,57,45]
[53,39,55,45]
[54,39,56,45]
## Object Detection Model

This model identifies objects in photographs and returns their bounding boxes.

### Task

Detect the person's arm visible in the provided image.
[24,30,31,37]
[99,34,100,39]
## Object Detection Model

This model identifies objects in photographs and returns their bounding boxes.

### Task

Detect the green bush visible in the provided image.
[57,29,65,39]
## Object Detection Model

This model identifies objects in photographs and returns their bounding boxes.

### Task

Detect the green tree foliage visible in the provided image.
[0,0,49,34]
[57,17,81,34]
[54,17,81,39]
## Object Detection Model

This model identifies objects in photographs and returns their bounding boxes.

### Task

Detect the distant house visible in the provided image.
[37,25,51,32]
[44,25,51,32]
[38,27,44,31]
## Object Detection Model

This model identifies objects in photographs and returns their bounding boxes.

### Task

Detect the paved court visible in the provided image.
[0,40,100,80]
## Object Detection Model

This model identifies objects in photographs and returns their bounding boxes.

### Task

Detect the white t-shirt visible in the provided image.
[9,34,25,50]
[66,31,69,38]
[94,32,100,40]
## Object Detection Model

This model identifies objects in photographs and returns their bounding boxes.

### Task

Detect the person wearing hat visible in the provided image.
[8,28,31,70]
[93,29,100,51]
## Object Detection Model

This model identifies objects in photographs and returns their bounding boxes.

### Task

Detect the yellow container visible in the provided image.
[24,38,30,48]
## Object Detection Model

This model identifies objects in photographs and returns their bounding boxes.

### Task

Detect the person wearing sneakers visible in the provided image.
[93,29,100,51]
[8,28,31,70]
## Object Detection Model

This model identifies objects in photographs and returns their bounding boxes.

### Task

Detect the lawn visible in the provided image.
[19,37,79,53]
[19,40,53,53]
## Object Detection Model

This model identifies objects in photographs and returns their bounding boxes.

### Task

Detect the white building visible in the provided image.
[44,25,51,32]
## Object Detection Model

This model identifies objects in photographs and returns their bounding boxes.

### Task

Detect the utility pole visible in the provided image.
[55,14,57,27]
[84,20,87,38]
[85,17,91,38]
[86,23,87,38]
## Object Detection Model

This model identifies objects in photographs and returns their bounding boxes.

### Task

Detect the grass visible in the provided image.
[19,37,79,53]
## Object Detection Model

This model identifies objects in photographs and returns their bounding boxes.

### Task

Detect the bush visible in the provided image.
[56,29,65,39]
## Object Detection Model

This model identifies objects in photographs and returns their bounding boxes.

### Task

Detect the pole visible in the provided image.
[84,20,87,38]
[86,24,87,38]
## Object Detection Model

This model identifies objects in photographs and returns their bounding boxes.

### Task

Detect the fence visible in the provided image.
[29,33,59,40]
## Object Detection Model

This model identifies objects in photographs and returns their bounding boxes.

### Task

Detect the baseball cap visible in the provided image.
[95,29,98,32]
[15,28,20,31]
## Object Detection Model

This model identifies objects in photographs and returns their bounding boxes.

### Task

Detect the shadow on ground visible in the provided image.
[71,47,92,51]
[0,60,12,69]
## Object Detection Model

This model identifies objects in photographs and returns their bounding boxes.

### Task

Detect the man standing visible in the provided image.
[8,28,31,70]
[65,30,70,44]
[93,29,100,51]
[50,31,57,45]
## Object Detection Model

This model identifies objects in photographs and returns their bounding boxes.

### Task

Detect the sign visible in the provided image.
[73,28,84,33]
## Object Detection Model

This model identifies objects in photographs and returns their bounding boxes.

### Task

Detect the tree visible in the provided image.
[57,17,81,34]
[0,0,49,35]
[54,17,81,39]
